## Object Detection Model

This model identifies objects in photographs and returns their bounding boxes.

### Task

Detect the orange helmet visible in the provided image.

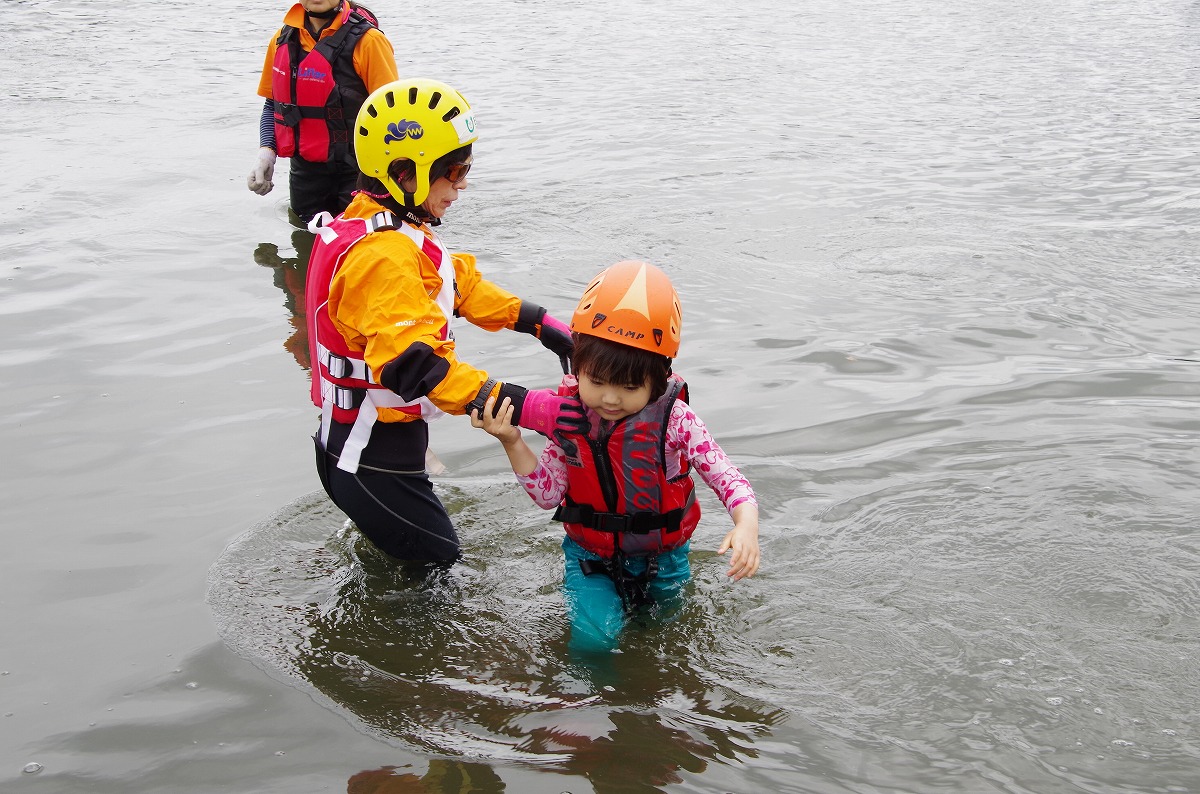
[571,261,682,358]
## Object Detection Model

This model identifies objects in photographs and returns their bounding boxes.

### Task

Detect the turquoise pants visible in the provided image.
[561,536,691,653]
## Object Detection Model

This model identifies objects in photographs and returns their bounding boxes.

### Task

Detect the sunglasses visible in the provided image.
[443,160,472,184]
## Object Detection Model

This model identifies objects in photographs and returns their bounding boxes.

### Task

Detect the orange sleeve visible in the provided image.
[351,28,399,93]
[256,31,283,99]
[450,253,524,331]
[327,233,493,417]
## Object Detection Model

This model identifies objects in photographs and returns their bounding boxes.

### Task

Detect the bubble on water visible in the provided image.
[275,751,286,756]
[1094,707,1104,715]
[1046,697,1064,706]
[998,658,1015,666]
[22,762,43,774]
[185,682,199,689]
[1162,729,1177,736]
[1112,739,1134,747]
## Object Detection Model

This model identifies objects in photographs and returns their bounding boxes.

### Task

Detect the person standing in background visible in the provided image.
[246,0,397,223]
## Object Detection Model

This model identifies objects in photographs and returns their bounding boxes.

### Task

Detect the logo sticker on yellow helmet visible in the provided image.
[384,120,424,144]
[450,112,477,144]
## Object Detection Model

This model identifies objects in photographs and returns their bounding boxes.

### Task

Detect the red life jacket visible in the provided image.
[305,210,453,473]
[271,4,376,163]
[553,374,701,558]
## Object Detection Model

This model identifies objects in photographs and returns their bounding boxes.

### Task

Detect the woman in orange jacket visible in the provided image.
[305,78,586,563]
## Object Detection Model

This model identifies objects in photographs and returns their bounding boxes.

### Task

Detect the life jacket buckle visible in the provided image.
[594,513,633,534]
[333,386,365,411]
[275,102,302,127]
[326,352,353,379]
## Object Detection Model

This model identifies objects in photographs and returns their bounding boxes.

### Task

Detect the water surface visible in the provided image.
[2,0,1199,791]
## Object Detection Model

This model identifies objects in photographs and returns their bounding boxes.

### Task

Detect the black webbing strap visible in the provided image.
[553,504,684,534]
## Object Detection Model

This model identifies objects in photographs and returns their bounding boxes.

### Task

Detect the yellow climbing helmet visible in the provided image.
[354,78,479,206]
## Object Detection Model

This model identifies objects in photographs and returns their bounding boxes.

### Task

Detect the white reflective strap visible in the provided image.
[336,390,378,473]
[370,389,421,408]
[308,211,338,244]
[319,396,333,449]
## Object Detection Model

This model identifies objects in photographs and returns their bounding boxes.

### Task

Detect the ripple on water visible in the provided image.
[747,415,1200,790]
[206,479,789,778]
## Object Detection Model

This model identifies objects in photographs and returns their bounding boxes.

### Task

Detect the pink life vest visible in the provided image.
[305,209,453,473]
[271,4,375,162]
[553,374,700,558]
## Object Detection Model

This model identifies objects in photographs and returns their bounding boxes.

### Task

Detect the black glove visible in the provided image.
[515,302,574,373]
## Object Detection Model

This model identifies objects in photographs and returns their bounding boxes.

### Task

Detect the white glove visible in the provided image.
[247,147,277,195]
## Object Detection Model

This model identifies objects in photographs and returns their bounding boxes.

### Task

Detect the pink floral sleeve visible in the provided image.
[667,401,757,515]
[515,442,569,509]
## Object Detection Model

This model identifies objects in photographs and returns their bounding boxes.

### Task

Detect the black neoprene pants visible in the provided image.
[313,421,460,563]
[289,155,360,224]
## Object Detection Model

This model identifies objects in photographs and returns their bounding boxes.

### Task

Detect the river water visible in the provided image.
[3,0,1199,792]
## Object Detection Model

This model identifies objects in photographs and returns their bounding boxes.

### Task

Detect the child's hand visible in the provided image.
[717,504,760,580]
[470,395,522,444]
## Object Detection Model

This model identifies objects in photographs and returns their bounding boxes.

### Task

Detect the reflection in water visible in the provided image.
[208,485,786,791]
[253,226,315,371]
[347,760,505,793]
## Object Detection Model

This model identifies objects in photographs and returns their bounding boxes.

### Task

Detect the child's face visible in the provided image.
[576,370,653,422]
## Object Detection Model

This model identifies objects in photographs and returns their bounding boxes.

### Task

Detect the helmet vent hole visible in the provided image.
[358,126,368,137]
[428,91,442,109]
[366,105,378,118]
[384,91,395,109]
[442,107,460,122]
[408,86,418,105]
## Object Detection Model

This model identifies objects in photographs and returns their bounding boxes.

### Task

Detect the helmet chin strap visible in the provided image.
[356,187,438,227]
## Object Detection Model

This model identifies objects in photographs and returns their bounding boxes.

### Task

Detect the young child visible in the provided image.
[472,261,760,652]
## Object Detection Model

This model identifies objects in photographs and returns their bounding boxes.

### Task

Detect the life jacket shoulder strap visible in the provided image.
[348,3,381,29]
[365,211,396,233]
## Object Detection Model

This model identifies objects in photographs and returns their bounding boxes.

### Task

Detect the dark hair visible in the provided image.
[427,144,472,184]
[572,333,671,402]
[384,143,472,187]
[355,144,473,219]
